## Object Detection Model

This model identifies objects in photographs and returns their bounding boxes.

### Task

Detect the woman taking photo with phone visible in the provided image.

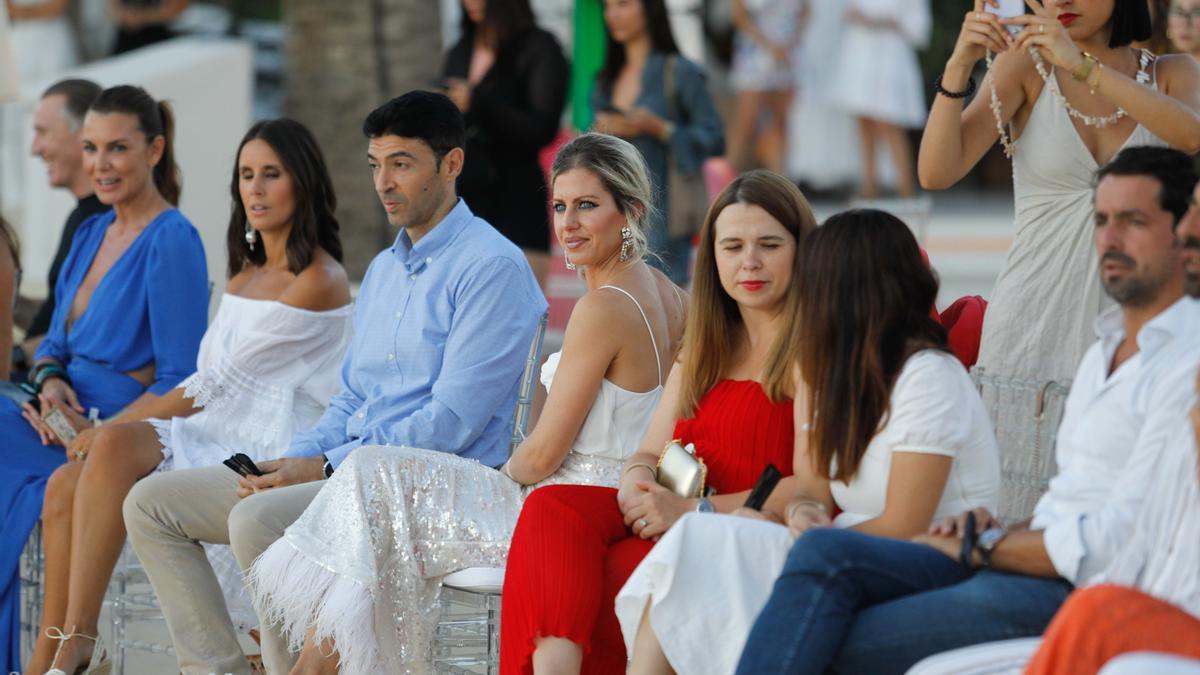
[26,118,352,675]
[918,0,1200,389]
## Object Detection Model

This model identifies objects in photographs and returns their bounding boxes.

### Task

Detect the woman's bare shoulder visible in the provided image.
[277,249,351,311]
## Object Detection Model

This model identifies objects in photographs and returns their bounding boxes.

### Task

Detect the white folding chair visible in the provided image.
[433,310,549,674]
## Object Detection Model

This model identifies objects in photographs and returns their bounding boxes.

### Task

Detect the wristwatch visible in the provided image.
[322,454,334,478]
[695,497,715,513]
[976,527,1008,567]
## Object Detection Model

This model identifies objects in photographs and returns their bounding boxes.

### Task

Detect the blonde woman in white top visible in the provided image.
[33,119,352,675]
[249,133,688,675]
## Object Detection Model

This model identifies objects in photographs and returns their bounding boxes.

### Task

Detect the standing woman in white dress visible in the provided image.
[919,0,1200,387]
[833,0,930,198]
[726,0,806,173]
[248,133,688,675]
[30,118,352,675]
[615,209,1001,675]
[7,0,76,84]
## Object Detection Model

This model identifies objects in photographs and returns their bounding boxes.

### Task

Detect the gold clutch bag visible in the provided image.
[656,439,708,498]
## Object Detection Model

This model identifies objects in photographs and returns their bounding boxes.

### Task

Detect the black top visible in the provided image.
[28,194,109,339]
[443,27,569,253]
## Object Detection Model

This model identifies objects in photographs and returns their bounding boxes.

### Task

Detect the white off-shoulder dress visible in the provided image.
[249,285,666,674]
[615,350,1001,675]
[153,293,352,629]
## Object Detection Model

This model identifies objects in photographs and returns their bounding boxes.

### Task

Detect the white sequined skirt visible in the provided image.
[249,445,622,674]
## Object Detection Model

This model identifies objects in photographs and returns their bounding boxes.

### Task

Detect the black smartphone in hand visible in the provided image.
[743,464,782,511]
[223,453,264,478]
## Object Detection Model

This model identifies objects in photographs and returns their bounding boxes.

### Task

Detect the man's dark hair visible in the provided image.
[40,79,102,131]
[1096,146,1198,224]
[361,91,465,167]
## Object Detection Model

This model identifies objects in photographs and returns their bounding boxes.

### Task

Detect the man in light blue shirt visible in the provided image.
[124,91,545,675]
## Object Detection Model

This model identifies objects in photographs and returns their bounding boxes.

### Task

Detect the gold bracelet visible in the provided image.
[623,462,658,480]
[1071,52,1097,83]
[1089,61,1104,95]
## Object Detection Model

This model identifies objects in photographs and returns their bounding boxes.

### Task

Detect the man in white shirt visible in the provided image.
[734,146,1200,675]
[966,150,1200,675]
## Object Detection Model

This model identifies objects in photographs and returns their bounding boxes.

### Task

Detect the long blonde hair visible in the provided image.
[677,170,816,418]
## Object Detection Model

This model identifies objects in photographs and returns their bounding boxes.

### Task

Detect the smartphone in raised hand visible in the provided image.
[986,0,1027,35]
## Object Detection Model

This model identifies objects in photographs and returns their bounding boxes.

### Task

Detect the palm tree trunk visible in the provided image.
[284,0,442,279]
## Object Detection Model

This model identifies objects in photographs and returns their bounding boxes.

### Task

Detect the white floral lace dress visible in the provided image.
[249,286,665,674]
[152,293,352,629]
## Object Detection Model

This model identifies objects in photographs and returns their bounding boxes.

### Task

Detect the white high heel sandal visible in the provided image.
[42,626,110,675]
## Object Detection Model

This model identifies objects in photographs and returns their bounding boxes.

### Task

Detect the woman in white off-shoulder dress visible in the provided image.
[31,119,352,675]
[249,133,687,675]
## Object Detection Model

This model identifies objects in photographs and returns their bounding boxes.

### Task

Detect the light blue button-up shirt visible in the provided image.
[285,199,546,469]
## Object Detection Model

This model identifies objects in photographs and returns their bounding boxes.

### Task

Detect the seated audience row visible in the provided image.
[729,147,1200,675]
[614,208,1001,675]
[29,117,353,675]
[247,132,687,672]
[9,78,1199,675]
[501,164,814,674]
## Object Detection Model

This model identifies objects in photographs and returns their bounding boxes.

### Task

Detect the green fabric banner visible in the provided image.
[571,0,606,131]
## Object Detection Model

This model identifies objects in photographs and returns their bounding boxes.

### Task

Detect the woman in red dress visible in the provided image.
[499,169,816,674]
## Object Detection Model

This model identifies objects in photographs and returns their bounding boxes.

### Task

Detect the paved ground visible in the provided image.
[811,189,1016,310]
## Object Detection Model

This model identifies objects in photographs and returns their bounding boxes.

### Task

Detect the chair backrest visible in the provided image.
[971,370,1071,525]
[510,311,550,453]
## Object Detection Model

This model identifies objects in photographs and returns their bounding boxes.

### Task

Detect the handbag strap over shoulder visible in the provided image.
[663,54,679,122]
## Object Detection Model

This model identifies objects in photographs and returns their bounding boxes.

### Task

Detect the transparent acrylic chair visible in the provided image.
[971,370,1071,524]
[433,311,548,674]
[19,521,44,666]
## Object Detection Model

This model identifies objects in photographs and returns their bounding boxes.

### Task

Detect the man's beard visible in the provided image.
[1101,250,1173,307]
[1185,237,1200,299]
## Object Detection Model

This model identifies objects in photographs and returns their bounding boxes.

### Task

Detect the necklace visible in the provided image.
[987,47,1154,159]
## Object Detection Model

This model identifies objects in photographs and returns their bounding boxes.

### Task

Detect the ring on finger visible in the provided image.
[638,518,648,529]
[75,450,86,460]
[1039,24,1045,34]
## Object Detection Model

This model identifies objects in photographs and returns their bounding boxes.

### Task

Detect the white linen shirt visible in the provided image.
[1102,393,1200,618]
[1031,297,1200,585]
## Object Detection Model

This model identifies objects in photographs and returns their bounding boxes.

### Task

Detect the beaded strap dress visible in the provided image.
[153,293,352,630]
[975,51,1164,388]
[248,286,665,674]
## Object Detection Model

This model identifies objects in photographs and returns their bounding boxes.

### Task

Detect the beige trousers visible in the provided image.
[123,465,324,675]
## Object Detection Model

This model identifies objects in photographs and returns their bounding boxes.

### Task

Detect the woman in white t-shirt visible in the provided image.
[614,208,1000,675]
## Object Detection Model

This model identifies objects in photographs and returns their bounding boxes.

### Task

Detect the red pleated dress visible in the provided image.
[499,380,794,674]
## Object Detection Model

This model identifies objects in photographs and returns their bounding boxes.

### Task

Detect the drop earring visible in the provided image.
[565,252,576,271]
[618,226,633,262]
[245,222,257,251]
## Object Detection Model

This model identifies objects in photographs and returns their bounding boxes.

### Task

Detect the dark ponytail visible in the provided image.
[89,85,182,205]
[154,101,181,205]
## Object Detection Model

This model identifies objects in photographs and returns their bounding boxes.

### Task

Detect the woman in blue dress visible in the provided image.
[0,84,209,673]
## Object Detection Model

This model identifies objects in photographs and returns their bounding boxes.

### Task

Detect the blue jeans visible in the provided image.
[734,528,1073,675]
